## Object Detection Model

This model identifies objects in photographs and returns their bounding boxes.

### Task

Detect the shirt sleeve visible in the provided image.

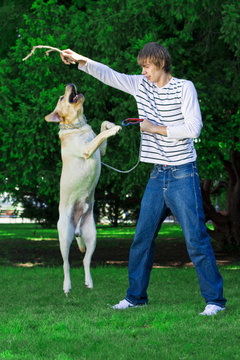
[167,81,203,139]
[78,59,142,98]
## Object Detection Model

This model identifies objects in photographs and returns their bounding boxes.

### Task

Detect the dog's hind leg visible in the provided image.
[76,235,86,253]
[58,214,75,295]
[80,210,97,288]
[74,204,87,253]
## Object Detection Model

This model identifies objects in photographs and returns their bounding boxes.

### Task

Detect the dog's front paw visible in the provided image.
[101,121,117,131]
[114,125,122,134]
[108,125,122,137]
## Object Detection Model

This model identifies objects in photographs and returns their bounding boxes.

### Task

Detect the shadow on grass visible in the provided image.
[0,224,239,268]
[1,236,240,269]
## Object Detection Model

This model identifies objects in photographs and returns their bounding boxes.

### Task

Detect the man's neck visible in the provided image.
[156,72,172,88]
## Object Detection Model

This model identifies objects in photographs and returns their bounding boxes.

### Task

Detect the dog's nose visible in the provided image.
[66,84,77,98]
[66,83,77,89]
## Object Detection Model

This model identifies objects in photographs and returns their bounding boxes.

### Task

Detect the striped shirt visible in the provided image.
[78,59,202,165]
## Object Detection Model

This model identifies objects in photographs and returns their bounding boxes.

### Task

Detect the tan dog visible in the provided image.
[45,83,121,295]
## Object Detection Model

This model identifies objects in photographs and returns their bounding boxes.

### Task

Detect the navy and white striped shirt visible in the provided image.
[79,59,202,166]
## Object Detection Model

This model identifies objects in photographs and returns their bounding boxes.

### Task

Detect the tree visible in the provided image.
[196,1,240,248]
[0,0,89,225]
[0,0,33,58]
[201,126,240,248]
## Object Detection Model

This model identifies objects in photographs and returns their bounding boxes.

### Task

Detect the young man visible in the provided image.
[61,43,226,315]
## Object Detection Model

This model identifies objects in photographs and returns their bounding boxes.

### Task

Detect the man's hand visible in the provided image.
[140,119,167,136]
[60,49,88,66]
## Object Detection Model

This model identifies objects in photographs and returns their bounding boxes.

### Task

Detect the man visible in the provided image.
[61,42,226,315]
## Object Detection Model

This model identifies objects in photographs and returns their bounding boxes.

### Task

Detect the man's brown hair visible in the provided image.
[137,42,171,73]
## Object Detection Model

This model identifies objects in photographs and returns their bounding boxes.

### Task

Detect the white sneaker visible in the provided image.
[112,299,137,310]
[200,304,225,316]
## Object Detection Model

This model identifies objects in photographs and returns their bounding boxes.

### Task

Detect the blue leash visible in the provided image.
[101,118,143,173]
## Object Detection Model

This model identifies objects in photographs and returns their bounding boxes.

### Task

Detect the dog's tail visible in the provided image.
[76,236,86,253]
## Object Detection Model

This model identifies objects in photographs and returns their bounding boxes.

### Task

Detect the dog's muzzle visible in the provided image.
[67,84,84,104]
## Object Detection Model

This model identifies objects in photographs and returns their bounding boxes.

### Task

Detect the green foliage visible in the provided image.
[0,0,33,58]
[220,1,240,58]
[0,0,239,223]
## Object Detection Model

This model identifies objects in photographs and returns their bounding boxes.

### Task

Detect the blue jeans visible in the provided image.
[126,161,226,307]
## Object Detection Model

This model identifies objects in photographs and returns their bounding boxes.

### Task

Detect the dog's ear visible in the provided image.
[45,111,61,122]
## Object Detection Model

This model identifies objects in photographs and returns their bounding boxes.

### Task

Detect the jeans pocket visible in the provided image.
[150,166,159,179]
[172,163,194,179]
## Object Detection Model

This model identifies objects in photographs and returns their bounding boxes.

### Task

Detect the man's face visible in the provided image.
[141,60,165,84]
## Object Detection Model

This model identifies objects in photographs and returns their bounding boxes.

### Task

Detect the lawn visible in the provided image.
[0,222,183,241]
[0,224,239,360]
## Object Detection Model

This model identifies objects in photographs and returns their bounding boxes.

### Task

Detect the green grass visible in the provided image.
[0,266,240,360]
[0,224,240,360]
[0,222,183,240]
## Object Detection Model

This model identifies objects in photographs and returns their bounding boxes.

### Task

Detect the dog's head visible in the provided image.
[45,84,85,125]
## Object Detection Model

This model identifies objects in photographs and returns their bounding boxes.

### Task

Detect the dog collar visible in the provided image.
[59,115,87,130]
[59,123,83,130]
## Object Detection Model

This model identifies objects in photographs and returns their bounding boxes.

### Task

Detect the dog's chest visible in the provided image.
[61,131,96,159]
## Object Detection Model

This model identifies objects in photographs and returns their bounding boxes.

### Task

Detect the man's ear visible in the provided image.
[160,60,165,70]
[45,111,61,122]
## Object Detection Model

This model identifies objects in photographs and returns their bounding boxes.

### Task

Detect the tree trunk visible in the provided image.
[201,139,240,248]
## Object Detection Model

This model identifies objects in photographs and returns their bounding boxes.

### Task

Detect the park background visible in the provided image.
[0,1,240,359]
[0,0,240,248]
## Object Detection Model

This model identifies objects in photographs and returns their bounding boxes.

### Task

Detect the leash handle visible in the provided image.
[121,118,143,126]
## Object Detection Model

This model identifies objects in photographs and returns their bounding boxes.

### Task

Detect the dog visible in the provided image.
[45,83,121,295]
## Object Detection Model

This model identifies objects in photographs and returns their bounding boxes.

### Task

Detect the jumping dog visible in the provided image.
[45,83,121,295]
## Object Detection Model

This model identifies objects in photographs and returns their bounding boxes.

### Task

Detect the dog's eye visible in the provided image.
[60,96,64,101]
